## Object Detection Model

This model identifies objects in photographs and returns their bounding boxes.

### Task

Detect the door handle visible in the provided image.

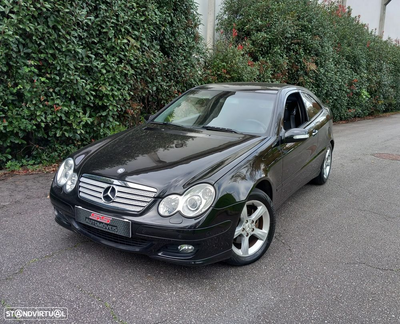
[312,129,318,136]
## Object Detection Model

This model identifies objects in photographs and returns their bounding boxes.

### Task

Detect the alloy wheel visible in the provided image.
[232,200,271,257]
[323,148,332,180]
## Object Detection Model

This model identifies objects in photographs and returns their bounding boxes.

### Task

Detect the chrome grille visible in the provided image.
[78,174,157,212]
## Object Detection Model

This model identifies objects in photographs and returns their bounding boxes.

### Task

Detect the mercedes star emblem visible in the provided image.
[102,186,117,203]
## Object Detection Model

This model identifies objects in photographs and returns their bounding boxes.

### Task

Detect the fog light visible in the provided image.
[178,244,195,253]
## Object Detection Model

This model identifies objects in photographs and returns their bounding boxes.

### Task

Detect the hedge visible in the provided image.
[208,0,400,121]
[0,0,204,168]
[2,0,400,169]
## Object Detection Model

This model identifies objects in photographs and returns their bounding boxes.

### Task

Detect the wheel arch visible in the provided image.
[255,180,273,202]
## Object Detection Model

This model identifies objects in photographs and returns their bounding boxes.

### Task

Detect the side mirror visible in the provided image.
[283,128,310,143]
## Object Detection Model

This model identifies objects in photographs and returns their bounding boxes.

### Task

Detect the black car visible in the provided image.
[50,83,334,266]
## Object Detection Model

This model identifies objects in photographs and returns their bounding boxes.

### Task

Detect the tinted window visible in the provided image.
[154,90,277,134]
[284,92,307,130]
[302,93,322,120]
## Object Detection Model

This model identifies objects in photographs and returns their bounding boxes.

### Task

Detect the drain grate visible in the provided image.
[373,153,400,161]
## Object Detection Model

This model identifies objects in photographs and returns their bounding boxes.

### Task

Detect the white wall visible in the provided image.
[381,1,400,40]
[346,0,400,40]
[346,0,381,33]
[196,0,400,46]
[195,0,223,46]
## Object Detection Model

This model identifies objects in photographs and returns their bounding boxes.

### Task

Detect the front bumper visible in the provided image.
[51,192,241,266]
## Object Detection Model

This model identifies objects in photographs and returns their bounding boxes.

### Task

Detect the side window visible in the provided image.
[302,93,322,120]
[283,92,306,130]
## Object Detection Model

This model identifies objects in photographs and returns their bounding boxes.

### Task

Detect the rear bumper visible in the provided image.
[52,193,239,266]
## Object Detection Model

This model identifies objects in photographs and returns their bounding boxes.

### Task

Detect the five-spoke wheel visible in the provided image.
[227,189,275,266]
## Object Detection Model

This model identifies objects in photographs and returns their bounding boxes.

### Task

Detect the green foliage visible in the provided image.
[214,0,400,121]
[204,30,259,83]
[5,160,22,171]
[0,0,204,168]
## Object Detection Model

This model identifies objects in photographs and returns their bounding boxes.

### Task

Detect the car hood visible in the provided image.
[78,124,265,195]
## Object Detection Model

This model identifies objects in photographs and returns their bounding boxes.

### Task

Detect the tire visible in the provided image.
[226,189,275,266]
[312,143,333,185]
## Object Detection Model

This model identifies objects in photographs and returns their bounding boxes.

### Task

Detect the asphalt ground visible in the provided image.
[1,114,400,324]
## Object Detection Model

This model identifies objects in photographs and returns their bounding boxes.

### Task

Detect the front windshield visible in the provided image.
[153,89,277,135]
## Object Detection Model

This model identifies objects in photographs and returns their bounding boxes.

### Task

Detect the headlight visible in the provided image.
[56,158,78,192]
[158,195,180,216]
[64,173,78,193]
[158,184,215,218]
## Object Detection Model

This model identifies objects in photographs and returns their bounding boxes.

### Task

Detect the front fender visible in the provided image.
[213,139,282,208]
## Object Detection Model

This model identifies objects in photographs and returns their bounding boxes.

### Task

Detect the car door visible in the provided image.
[278,91,320,202]
[301,91,328,161]
[301,91,329,155]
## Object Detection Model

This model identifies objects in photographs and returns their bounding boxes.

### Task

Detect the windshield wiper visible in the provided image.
[201,125,238,133]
